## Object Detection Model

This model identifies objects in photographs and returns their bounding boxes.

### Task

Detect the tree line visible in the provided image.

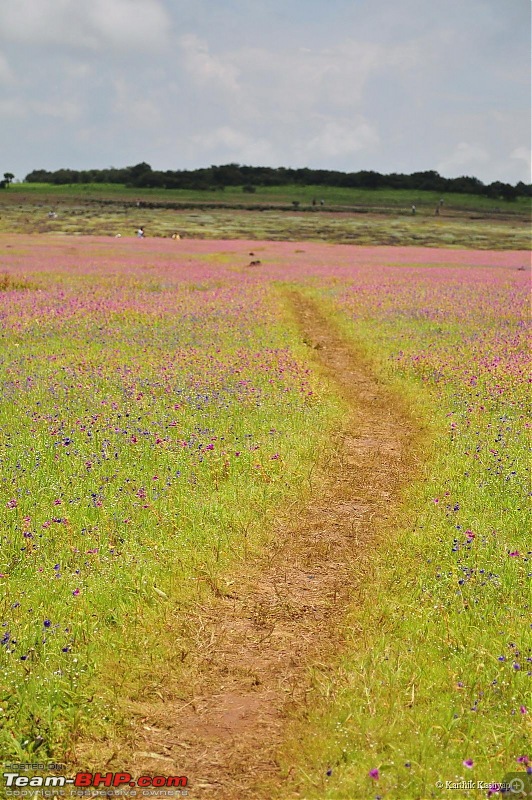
[22,163,531,199]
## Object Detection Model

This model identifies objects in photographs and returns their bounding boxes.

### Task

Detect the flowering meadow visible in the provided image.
[0,236,338,759]
[279,249,531,798]
[0,234,529,798]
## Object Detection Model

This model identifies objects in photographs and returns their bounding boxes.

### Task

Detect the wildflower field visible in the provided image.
[0,234,529,798]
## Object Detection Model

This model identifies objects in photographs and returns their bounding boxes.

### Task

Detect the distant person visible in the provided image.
[136,227,144,238]
[411,205,416,215]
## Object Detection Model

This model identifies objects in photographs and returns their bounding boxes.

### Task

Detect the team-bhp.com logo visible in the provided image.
[3,772,188,793]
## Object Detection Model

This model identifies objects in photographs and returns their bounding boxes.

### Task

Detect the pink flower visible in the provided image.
[6,499,17,509]
[368,769,379,780]
[463,759,474,769]
[72,588,80,596]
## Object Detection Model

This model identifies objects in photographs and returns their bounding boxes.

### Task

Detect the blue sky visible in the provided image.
[0,0,529,183]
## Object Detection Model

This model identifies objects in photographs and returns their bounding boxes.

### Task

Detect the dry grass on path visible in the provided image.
[75,293,423,799]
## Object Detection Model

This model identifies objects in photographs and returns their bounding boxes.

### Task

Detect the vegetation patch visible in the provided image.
[0,236,528,799]
[278,260,530,798]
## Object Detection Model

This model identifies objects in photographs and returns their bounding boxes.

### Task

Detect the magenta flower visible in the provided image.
[72,588,80,596]
[508,550,520,558]
[463,759,474,769]
[368,768,379,780]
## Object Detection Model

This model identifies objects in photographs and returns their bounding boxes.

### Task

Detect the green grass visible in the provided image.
[0,272,342,759]
[6,181,531,216]
[0,189,529,248]
[277,286,530,799]
[0,233,528,797]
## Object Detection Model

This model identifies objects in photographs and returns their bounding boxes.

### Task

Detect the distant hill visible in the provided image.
[23,163,531,200]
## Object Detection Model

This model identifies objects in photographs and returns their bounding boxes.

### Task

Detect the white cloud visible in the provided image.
[437,142,491,177]
[511,147,531,180]
[0,52,14,84]
[216,37,424,113]
[111,76,165,130]
[1,2,529,183]
[0,0,171,51]
[31,99,82,122]
[87,0,171,51]
[180,34,240,92]
[0,98,25,118]
[190,126,276,164]
[304,119,380,159]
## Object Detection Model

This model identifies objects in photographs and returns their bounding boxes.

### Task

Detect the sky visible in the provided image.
[0,0,530,185]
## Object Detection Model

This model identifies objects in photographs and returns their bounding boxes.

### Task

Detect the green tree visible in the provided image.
[2,172,14,188]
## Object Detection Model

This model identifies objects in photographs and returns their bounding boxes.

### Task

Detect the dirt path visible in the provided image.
[87,293,420,798]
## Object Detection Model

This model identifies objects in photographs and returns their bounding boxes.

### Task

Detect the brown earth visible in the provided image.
[76,292,421,799]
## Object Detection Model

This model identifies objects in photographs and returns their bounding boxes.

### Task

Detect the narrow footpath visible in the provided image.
[86,293,421,799]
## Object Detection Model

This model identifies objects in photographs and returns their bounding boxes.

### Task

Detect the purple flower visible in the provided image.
[368,769,379,780]
[43,619,51,628]
[463,759,474,769]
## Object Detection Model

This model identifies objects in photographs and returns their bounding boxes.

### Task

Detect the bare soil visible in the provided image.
[76,292,421,798]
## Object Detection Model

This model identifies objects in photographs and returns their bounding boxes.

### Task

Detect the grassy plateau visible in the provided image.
[0,188,529,798]
[0,182,530,249]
